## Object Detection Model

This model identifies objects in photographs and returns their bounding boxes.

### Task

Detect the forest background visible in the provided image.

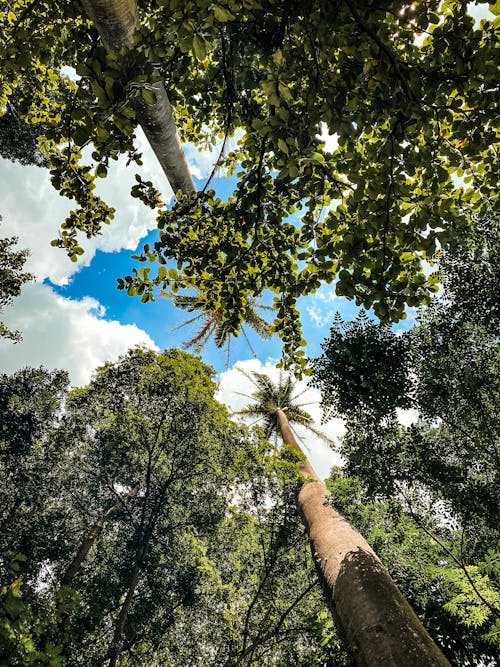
[0,0,499,665]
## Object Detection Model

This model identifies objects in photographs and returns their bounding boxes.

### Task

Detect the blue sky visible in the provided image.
[0,131,419,477]
[13,0,498,472]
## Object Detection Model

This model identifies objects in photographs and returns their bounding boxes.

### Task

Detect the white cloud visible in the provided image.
[318,123,339,154]
[216,358,344,480]
[396,408,419,427]
[0,127,172,285]
[0,122,246,287]
[304,285,339,328]
[306,305,332,328]
[467,2,494,25]
[0,282,158,386]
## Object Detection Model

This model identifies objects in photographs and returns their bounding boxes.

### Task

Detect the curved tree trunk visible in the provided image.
[80,0,195,196]
[276,408,450,667]
[61,485,139,586]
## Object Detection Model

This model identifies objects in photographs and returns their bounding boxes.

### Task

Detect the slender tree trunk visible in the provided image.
[80,0,196,196]
[275,408,450,667]
[106,556,143,667]
[61,486,139,586]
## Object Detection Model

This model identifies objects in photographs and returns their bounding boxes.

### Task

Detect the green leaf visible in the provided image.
[273,49,284,66]
[214,6,235,21]
[75,63,92,77]
[489,1,500,15]
[193,35,207,61]
[142,88,156,105]
[278,82,292,101]
[278,138,289,154]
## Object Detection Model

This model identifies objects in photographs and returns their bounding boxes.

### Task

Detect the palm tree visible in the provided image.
[164,291,273,358]
[236,369,450,667]
[80,0,195,196]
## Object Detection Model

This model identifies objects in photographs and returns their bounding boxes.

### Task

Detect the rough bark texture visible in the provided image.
[80,0,195,196]
[275,408,450,667]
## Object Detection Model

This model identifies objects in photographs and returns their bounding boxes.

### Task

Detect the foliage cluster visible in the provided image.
[0,88,48,167]
[0,216,33,343]
[0,1,498,367]
[312,216,500,664]
[0,348,346,666]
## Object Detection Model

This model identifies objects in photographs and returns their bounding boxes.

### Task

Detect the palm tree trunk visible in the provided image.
[275,408,450,667]
[80,0,196,196]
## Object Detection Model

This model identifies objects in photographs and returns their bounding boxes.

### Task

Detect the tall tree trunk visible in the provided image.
[106,556,143,667]
[80,0,196,196]
[61,485,139,586]
[275,408,450,667]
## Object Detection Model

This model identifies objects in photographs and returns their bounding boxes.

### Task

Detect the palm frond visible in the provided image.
[183,314,217,350]
[214,320,231,349]
[163,291,274,358]
[169,313,204,334]
[244,303,273,339]
[234,368,332,445]
[235,404,265,419]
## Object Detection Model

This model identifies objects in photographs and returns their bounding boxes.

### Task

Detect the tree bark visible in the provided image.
[106,557,142,667]
[80,0,196,196]
[275,408,450,667]
[61,485,139,586]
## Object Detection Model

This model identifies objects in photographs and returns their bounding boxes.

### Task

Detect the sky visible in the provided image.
[0,2,490,478]
[0,131,357,477]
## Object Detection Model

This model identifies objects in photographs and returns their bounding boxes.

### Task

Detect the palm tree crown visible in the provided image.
[163,291,273,353]
[235,369,329,446]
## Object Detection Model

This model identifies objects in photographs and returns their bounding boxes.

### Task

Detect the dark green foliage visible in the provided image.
[311,311,412,420]
[0,366,68,457]
[0,554,66,666]
[311,216,500,662]
[327,469,500,667]
[0,217,34,342]
[0,349,344,665]
[438,210,500,336]
[0,88,48,167]
[1,1,498,367]
[407,316,499,526]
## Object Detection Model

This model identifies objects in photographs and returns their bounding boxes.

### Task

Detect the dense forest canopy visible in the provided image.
[1,350,345,666]
[1,1,499,665]
[1,319,498,664]
[311,213,500,665]
[0,0,498,368]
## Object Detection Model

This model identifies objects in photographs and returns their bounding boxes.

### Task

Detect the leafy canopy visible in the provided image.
[311,310,413,420]
[311,215,500,661]
[0,217,34,342]
[0,352,346,666]
[0,0,499,367]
